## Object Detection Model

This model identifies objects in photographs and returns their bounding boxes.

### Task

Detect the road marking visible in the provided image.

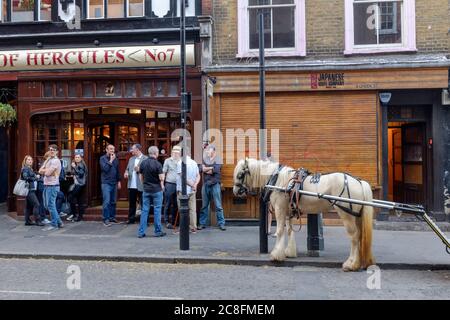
[118,295,183,300]
[0,290,51,295]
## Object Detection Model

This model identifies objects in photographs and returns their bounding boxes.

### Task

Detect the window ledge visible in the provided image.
[237,50,305,59]
[344,47,417,55]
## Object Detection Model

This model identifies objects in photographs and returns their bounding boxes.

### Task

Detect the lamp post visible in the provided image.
[179,0,190,250]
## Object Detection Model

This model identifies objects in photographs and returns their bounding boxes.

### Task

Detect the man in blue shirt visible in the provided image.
[100,144,121,226]
[198,144,226,231]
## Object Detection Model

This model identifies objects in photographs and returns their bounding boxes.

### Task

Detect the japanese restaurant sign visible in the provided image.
[0,44,195,71]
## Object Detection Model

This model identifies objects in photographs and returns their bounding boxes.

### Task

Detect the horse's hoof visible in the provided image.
[342,260,361,272]
[284,249,297,258]
[270,251,286,262]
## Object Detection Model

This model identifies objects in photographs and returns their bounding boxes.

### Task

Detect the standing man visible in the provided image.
[100,144,121,227]
[124,144,147,224]
[176,154,200,233]
[162,145,181,229]
[39,144,64,231]
[138,146,166,238]
[198,145,226,231]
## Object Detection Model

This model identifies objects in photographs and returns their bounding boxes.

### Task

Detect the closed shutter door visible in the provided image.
[219,91,379,188]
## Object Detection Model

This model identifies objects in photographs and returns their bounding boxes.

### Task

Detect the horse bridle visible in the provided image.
[235,159,251,196]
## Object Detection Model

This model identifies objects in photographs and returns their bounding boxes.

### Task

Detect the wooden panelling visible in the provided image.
[211,68,449,93]
[217,91,379,188]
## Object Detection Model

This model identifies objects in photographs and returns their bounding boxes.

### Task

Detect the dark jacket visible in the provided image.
[21,166,38,191]
[100,154,120,185]
[72,162,87,186]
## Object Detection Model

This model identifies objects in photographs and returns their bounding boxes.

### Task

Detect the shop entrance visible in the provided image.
[388,122,427,207]
[88,123,140,205]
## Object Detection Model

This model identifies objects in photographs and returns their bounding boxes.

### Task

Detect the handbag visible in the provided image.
[13,179,29,197]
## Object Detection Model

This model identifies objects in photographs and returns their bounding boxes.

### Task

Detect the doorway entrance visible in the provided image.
[388,122,427,207]
[88,123,139,205]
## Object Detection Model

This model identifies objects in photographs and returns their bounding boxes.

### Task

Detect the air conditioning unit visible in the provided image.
[443,89,450,105]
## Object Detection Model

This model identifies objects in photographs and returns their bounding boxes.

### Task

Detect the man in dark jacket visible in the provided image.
[100,144,121,226]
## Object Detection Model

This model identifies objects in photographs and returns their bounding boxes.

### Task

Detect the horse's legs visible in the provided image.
[337,210,361,271]
[285,217,297,258]
[270,205,287,261]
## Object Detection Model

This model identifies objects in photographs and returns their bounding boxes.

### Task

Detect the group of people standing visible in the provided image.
[100,143,226,238]
[20,144,87,230]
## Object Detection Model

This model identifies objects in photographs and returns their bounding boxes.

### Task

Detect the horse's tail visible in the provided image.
[359,181,376,269]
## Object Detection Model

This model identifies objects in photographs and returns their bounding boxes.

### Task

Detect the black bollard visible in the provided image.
[307,213,324,257]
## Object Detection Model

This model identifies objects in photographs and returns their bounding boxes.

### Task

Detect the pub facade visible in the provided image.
[1,0,210,219]
[203,0,450,223]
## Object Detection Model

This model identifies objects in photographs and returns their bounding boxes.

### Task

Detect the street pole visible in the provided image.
[179,0,189,250]
[258,13,268,254]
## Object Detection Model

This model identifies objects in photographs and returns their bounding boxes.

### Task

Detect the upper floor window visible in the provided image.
[0,0,52,22]
[344,0,416,54]
[238,0,305,58]
[87,0,145,19]
[12,0,35,22]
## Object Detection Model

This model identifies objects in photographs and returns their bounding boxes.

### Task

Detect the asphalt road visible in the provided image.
[0,258,448,300]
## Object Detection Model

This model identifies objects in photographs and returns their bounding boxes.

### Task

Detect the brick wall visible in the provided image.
[212,0,450,63]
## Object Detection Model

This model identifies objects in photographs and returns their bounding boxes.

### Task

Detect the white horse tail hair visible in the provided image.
[359,181,376,269]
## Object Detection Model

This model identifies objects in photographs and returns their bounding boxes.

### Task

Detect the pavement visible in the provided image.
[0,203,449,270]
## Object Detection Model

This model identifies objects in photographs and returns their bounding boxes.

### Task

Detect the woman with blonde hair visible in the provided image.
[21,155,44,226]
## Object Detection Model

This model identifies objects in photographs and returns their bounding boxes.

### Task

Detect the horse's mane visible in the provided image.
[245,158,295,190]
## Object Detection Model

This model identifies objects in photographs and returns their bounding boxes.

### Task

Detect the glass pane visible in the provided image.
[128,0,143,16]
[168,81,178,97]
[129,109,142,114]
[249,8,271,49]
[155,82,165,97]
[48,125,58,141]
[146,121,155,139]
[96,81,122,97]
[62,124,71,141]
[249,0,270,5]
[43,82,53,97]
[101,107,127,114]
[68,82,78,97]
[56,82,66,97]
[158,112,168,119]
[82,82,94,97]
[40,0,52,21]
[88,108,100,114]
[36,142,46,157]
[47,113,59,120]
[146,110,156,118]
[404,165,422,184]
[35,124,45,140]
[354,2,378,45]
[107,0,124,18]
[379,2,402,44]
[141,81,152,97]
[404,127,422,143]
[273,6,295,48]
[12,0,34,22]
[157,122,169,138]
[61,111,71,120]
[125,81,137,98]
[404,145,422,162]
[2,0,7,22]
[89,0,104,18]
[73,110,84,120]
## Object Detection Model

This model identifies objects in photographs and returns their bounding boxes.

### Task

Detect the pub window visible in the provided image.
[141,81,152,97]
[238,0,305,57]
[155,81,165,97]
[68,82,78,97]
[88,0,105,18]
[56,82,66,98]
[1,0,7,22]
[39,0,51,21]
[125,81,137,97]
[101,107,127,114]
[43,82,53,97]
[344,0,416,54]
[128,0,143,17]
[107,0,125,18]
[11,0,34,22]
[168,81,178,97]
[82,81,94,97]
[96,81,122,97]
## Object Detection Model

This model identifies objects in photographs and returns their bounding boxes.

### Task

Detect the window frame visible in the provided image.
[344,0,416,55]
[237,0,306,58]
[87,0,145,19]
[126,0,145,18]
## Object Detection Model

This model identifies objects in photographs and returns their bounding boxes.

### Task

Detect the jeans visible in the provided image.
[163,182,177,225]
[138,191,163,237]
[199,183,225,227]
[44,185,62,228]
[25,190,41,223]
[101,183,117,222]
[128,188,142,223]
[68,185,85,219]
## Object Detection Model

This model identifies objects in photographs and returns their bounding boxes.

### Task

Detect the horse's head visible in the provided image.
[233,158,252,197]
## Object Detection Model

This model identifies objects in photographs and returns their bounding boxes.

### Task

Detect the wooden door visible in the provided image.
[116,124,140,201]
[402,123,426,206]
[392,129,403,203]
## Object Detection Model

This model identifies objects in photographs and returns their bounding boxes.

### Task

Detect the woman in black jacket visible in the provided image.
[67,154,87,222]
[21,155,44,226]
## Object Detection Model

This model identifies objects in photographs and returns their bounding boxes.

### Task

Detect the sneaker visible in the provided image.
[42,219,51,225]
[43,226,57,231]
[109,218,119,224]
[66,215,74,222]
[24,221,35,226]
[219,225,227,231]
[103,221,111,227]
[153,232,167,237]
[166,223,173,229]
[59,212,68,218]
[36,221,45,227]
[58,222,64,228]
[138,234,146,238]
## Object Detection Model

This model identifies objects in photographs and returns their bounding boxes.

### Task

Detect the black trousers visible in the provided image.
[25,190,41,223]
[68,185,85,219]
[128,188,142,223]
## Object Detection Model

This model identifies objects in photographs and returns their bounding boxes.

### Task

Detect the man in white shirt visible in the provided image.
[124,144,148,224]
[176,155,200,233]
[162,146,181,229]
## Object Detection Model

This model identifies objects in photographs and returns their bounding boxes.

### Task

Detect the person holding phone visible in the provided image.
[100,144,121,227]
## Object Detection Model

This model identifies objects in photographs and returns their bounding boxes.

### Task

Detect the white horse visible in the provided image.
[233,158,375,271]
